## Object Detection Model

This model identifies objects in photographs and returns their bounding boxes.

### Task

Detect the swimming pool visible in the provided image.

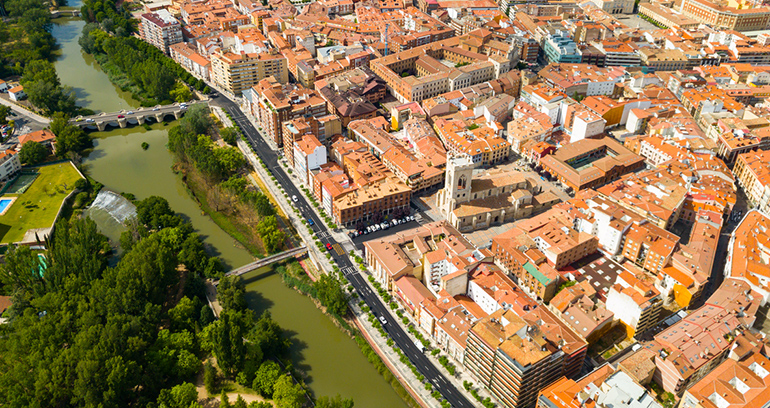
[0,198,14,215]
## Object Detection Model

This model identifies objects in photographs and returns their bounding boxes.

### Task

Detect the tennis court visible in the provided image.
[4,173,40,195]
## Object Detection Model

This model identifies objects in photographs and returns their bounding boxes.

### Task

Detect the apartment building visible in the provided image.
[293,134,327,186]
[281,115,341,163]
[464,307,587,408]
[140,10,183,55]
[539,365,661,408]
[725,210,770,305]
[604,271,663,337]
[433,118,510,167]
[680,0,770,31]
[680,350,770,408]
[621,222,680,274]
[211,51,288,95]
[0,150,21,183]
[733,150,770,213]
[248,77,327,146]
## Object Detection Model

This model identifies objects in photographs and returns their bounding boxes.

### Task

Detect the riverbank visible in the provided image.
[174,161,266,257]
[274,259,422,408]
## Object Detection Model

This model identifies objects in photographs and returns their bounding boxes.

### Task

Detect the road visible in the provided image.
[211,97,474,408]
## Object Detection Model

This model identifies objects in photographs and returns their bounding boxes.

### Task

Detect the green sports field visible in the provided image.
[0,163,83,244]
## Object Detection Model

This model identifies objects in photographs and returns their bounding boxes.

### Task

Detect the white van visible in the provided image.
[414,340,425,353]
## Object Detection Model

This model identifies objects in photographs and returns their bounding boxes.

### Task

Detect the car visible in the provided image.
[75,118,83,122]
[391,219,398,226]
[117,114,125,118]
[86,118,94,123]
[348,232,355,239]
[292,195,298,202]
[127,111,134,115]
[307,218,314,226]
[380,222,389,230]
[153,106,160,111]
[378,316,387,325]
[180,105,187,110]
[363,229,370,235]
[326,243,333,251]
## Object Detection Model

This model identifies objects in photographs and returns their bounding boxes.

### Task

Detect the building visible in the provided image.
[546,280,614,343]
[680,0,770,31]
[248,77,327,146]
[544,31,582,64]
[433,119,510,167]
[0,150,21,182]
[281,114,342,162]
[604,270,663,337]
[724,210,770,305]
[8,86,25,102]
[539,138,645,192]
[438,155,561,232]
[638,3,699,29]
[140,10,183,55]
[370,32,509,103]
[293,134,327,185]
[211,51,288,95]
[17,130,56,153]
[464,307,588,408]
[538,365,662,408]
[680,350,770,408]
[733,150,770,213]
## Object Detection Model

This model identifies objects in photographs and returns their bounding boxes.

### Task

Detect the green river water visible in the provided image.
[51,13,408,407]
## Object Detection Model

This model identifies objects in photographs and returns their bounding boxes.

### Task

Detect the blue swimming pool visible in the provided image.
[0,198,13,213]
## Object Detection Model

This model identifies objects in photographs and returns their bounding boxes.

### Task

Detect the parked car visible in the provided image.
[380,222,389,230]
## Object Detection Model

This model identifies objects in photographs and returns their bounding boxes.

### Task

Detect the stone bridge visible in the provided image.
[70,101,207,131]
[50,9,81,17]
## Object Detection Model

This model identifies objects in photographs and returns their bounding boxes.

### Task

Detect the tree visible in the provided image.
[169,296,198,332]
[0,105,10,125]
[251,311,290,358]
[157,382,201,408]
[217,275,247,312]
[18,141,48,165]
[219,392,232,408]
[316,395,355,408]
[180,104,213,136]
[233,395,248,408]
[204,361,219,395]
[315,274,348,316]
[252,360,281,397]
[171,82,193,102]
[214,146,246,175]
[272,374,305,408]
[220,127,239,146]
[257,216,284,253]
[204,309,252,377]
[49,113,92,156]
[137,195,181,230]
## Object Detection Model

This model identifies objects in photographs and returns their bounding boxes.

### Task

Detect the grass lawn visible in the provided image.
[0,163,83,244]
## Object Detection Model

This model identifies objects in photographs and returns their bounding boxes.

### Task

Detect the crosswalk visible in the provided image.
[341,266,357,276]
[316,231,331,239]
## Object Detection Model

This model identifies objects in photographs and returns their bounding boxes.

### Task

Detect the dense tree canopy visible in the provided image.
[18,141,48,165]
[49,113,93,157]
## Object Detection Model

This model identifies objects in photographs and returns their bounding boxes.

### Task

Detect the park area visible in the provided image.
[0,162,83,244]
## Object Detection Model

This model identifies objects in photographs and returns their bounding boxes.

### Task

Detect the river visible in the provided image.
[51,12,408,407]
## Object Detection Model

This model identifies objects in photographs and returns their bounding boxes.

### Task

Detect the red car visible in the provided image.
[326,243,333,251]
[117,114,125,118]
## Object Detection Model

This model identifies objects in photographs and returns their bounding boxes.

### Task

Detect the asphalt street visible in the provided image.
[211,96,475,408]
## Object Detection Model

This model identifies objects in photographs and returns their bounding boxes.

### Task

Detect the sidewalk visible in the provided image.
[354,266,497,407]
[350,300,442,408]
[237,137,338,275]
[0,95,51,124]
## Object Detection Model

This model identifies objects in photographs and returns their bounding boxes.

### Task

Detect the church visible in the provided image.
[437,154,561,232]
